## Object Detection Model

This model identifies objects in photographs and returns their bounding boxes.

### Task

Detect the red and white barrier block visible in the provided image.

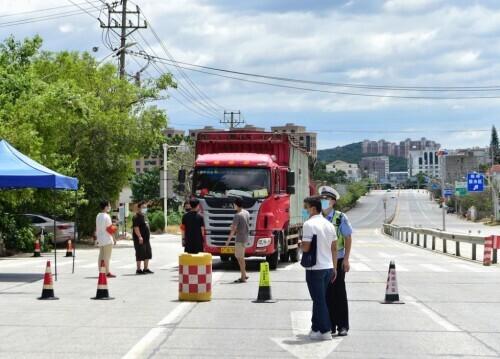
[483,235,500,266]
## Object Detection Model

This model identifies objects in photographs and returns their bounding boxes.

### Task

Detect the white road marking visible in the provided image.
[406,296,461,332]
[271,311,343,359]
[420,264,449,272]
[159,262,178,270]
[452,263,485,273]
[377,251,393,259]
[122,272,223,359]
[350,253,370,261]
[350,262,371,272]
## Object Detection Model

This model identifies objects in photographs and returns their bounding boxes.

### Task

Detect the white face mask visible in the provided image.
[105,206,111,213]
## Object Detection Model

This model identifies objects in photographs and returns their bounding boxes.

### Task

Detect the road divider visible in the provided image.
[178,253,212,302]
[383,224,498,266]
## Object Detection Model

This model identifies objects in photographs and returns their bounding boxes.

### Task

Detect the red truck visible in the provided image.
[188,131,311,269]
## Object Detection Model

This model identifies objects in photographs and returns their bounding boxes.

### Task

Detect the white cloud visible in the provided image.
[58,24,74,33]
[383,0,443,13]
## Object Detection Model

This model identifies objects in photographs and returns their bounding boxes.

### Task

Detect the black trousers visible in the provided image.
[326,257,349,331]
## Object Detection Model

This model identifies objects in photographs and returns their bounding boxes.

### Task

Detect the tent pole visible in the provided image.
[53,190,57,281]
[72,190,77,274]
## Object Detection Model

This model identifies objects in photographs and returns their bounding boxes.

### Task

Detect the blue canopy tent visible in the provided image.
[0,140,79,279]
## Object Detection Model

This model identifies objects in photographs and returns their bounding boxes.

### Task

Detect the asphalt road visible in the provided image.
[1,190,499,358]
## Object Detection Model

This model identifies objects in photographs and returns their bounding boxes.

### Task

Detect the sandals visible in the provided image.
[233,276,249,283]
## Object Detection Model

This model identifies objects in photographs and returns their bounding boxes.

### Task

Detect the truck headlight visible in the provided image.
[256,238,272,247]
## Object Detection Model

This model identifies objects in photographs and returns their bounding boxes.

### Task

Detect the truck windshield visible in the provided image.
[193,167,270,198]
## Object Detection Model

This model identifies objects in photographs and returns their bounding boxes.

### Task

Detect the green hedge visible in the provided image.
[148,211,166,232]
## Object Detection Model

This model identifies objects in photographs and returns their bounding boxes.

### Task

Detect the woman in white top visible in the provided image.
[95,200,116,277]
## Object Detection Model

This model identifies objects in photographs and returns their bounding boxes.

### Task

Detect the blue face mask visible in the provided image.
[321,199,330,210]
[302,208,310,221]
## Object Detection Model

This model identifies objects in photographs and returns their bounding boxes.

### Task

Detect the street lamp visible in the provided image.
[163,141,189,232]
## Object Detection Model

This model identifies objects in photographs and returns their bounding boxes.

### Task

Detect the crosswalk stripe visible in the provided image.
[350,262,371,271]
[420,264,449,272]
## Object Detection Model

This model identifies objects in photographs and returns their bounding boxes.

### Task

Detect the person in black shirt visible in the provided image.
[181,198,205,254]
[132,201,153,275]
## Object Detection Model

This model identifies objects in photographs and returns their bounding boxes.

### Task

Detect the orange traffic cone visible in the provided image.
[65,239,73,257]
[33,238,41,257]
[91,260,114,300]
[381,260,404,304]
[38,261,58,300]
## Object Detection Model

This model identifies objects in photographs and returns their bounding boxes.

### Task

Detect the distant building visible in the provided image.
[271,123,317,159]
[440,148,490,182]
[325,160,360,182]
[360,156,389,182]
[408,148,440,178]
[362,138,440,158]
[134,127,185,174]
[163,128,185,138]
[188,126,220,139]
[387,172,409,187]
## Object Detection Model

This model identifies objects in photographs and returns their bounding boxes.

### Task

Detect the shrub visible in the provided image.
[167,211,182,226]
[148,211,166,232]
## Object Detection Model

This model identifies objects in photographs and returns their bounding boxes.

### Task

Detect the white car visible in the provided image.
[22,214,76,244]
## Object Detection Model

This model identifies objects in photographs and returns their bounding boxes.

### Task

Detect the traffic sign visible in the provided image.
[455,188,467,197]
[444,188,454,197]
[467,173,484,192]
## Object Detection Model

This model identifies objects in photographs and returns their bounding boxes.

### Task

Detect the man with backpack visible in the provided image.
[320,186,353,337]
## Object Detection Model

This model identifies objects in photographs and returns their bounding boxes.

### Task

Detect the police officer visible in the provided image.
[319,186,353,337]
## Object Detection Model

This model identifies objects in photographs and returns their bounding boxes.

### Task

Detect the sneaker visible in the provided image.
[143,269,154,274]
[136,269,145,275]
[319,332,333,341]
[106,273,116,278]
[338,328,348,337]
[309,331,320,340]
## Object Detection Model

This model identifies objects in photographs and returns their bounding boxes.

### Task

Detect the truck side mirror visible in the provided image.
[178,169,186,183]
[286,186,295,195]
[287,171,295,186]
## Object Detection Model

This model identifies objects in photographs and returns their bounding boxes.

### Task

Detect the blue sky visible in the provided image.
[1,0,499,149]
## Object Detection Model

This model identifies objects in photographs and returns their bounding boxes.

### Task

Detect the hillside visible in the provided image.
[317,142,407,172]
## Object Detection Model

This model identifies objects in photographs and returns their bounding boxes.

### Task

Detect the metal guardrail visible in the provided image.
[382,224,498,265]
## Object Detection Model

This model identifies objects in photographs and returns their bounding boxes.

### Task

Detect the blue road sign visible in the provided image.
[444,188,454,196]
[431,183,439,190]
[467,173,484,192]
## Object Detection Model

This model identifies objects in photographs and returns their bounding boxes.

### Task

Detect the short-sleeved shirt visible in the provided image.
[182,211,205,253]
[232,209,250,244]
[302,214,337,270]
[325,210,353,259]
[132,213,150,243]
[95,212,113,247]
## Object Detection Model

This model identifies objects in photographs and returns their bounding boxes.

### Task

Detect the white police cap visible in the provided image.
[318,185,340,200]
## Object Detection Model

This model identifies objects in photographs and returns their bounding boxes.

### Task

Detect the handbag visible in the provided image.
[300,234,317,268]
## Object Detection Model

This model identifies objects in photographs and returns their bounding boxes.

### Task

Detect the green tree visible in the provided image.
[0,36,176,236]
[491,125,500,164]
[131,168,161,202]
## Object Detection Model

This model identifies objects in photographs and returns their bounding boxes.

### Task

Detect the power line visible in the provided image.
[0,7,100,28]
[128,51,500,100]
[0,1,101,19]
[131,32,221,118]
[123,52,500,92]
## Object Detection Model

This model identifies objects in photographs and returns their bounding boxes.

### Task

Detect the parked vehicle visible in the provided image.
[21,214,75,244]
[184,131,312,269]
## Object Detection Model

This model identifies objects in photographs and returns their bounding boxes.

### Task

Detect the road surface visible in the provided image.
[0,190,499,358]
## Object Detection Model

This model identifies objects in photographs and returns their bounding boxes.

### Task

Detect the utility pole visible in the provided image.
[221,111,244,129]
[100,0,147,79]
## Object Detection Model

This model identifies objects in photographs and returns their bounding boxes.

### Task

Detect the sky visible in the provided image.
[1,0,500,150]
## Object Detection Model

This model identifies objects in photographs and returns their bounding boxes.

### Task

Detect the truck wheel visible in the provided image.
[278,232,289,263]
[220,255,230,262]
[289,248,301,262]
[267,250,279,270]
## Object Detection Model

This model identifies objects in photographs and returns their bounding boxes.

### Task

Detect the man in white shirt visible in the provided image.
[302,196,338,340]
[95,200,116,277]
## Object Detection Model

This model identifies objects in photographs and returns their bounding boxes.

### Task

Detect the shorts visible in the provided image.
[234,242,245,259]
[134,240,152,261]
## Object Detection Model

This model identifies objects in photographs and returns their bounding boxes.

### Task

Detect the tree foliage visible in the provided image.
[491,125,500,165]
[0,36,175,236]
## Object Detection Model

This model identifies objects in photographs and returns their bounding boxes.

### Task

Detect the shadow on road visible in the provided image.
[0,273,43,283]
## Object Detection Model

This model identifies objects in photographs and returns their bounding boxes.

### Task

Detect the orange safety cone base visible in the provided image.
[38,292,59,300]
[65,241,73,257]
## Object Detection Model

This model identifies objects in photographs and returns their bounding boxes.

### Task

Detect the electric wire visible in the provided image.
[0,7,100,28]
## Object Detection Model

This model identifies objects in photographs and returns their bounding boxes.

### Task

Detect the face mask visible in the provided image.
[141,208,148,214]
[321,199,330,210]
[302,208,310,221]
